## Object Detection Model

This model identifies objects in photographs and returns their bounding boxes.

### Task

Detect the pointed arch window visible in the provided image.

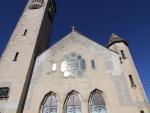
[65,92,81,113]
[41,93,57,113]
[89,90,107,113]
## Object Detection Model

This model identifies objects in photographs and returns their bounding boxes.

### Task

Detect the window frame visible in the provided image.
[129,75,136,88]
[120,50,126,59]
[91,60,96,69]
[64,91,82,113]
[52,62,57,71]
[88,89,107,113]
[23,29,28,36]
[13,52,19,61]
[40,92,57,113]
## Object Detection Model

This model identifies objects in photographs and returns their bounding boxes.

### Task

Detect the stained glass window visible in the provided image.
[61,53,85,77]
[89,90,107,113]
[65,93,81,113]
[42,93,57,113]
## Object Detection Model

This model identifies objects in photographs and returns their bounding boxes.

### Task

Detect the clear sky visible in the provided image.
[0,0,150,103]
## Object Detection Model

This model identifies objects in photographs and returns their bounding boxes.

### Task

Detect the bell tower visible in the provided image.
[108,33,149,112]
[0,0,56,113]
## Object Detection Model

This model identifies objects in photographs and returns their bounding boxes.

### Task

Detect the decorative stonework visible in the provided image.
[61,53,85,77]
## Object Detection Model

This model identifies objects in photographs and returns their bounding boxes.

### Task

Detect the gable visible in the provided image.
[41,31,117,58]
[35,31,122,78]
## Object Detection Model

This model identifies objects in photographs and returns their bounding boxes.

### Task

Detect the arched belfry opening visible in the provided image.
[29,0,44,9]
[89,89,107,113]
[64,91,82,113]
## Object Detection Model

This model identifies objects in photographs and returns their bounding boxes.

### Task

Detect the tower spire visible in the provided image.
[0,0,56,113]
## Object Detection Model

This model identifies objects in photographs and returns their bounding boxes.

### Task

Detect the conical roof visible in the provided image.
[107,33,128,47]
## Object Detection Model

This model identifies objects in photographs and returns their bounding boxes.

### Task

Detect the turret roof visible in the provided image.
[108,33,128,47]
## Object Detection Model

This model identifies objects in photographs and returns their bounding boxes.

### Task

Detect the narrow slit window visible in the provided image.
[52,63,56,71]
[91,60,96,69]
[121,50,126,59]
[80,59,86,70]
[23,29,27,36]
[129,75,136,88]
[13,52,19,61]
[119,57,122,64]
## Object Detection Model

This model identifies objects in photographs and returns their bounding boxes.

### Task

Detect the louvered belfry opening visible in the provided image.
[32,0,44,3]
[29,0,44,9]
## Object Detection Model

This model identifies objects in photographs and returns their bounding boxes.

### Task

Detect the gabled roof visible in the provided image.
[52,29,108,50]
[48,30,118,55]
[107,33,128,47]
[38,29,119,58]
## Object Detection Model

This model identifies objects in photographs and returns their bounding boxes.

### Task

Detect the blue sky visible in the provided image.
[0,0,150,103]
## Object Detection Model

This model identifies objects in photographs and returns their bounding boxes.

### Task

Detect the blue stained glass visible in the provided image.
[67,106,81,113]
[90,105,106,113]
[66,93,81,113]
[90,91,107,113]
[61,53,85,77]
[42,95,57,113]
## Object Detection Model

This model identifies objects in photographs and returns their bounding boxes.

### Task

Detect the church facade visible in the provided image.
[0,0,149,113]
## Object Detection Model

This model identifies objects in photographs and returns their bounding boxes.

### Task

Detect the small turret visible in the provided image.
[108,33,128,48]
[108,33,149,112]
[107,33,129,59]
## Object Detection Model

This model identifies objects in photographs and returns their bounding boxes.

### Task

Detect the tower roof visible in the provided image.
[107,33,128,47]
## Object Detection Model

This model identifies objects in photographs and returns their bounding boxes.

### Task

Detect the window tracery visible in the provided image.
[41,93,57,113]
[61,53,85,77]
[89,90,107,113]
[65,91,81,113]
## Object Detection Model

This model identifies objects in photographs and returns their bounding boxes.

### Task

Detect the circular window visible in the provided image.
[61,53,86,77]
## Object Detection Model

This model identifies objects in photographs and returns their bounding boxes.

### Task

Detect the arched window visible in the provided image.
[89,90,107,113]
[41,93,57,113]
[65,92,81,113]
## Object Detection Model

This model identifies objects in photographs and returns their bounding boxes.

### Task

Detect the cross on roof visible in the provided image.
[71,26,77,32]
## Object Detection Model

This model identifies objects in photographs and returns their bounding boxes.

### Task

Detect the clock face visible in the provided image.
[48,0,56,21]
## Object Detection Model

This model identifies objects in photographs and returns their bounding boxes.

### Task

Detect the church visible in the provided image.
[0,0,149,113]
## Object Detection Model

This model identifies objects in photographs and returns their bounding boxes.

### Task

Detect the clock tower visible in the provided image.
[0,0,56,113]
